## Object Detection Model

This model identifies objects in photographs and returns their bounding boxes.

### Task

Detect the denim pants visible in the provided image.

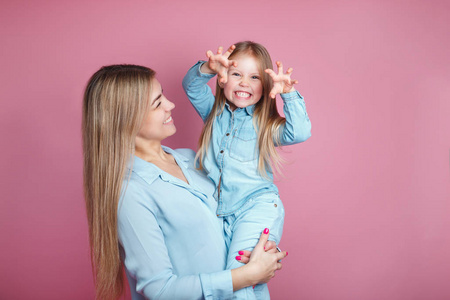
[223,193,285,300]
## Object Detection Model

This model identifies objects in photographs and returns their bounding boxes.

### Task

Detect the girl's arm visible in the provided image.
[182,45,236,122]
[265,61,312,145]
[118,183,285,300]
[182,61,216,122]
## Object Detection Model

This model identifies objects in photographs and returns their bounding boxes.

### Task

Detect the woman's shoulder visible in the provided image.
[172,148,196,160]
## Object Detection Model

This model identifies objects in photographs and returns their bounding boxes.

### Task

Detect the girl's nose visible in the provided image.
[239,78,249,86]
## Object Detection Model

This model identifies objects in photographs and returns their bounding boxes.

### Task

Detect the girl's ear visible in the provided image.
[218,81,224,88]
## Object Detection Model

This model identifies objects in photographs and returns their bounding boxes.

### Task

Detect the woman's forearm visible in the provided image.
[231,265,257,291]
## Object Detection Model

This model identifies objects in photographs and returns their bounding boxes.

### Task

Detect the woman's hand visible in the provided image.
[201,45,237,84]
[265,61,298,99]
[236,240,279,264]
[231,228,287,290]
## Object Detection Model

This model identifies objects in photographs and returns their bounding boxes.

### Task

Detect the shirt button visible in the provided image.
[226,133,230,136]
[220,150,224,153]
[274,204,278,208]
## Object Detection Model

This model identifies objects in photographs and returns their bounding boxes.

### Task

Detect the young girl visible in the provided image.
[182,41,311,299]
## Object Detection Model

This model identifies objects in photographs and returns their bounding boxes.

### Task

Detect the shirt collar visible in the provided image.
[224,102,255,116]
[128,146,190,185]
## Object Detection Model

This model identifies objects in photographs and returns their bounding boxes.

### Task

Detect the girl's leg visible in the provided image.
[225,193,285,300]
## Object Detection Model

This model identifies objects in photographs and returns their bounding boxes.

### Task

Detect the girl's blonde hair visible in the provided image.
[82,64,154,300]
[197,41,286,177]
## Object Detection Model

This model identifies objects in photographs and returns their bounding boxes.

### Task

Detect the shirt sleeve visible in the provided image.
[117,182,233,300]
[278,90,312,146]
[182,61,216,122]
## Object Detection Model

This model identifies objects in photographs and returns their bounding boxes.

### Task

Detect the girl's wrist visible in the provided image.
[200,62,216,75]
[282,86,296,94]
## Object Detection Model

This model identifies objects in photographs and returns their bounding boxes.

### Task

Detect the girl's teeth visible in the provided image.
[236,92,250,97]
[163,116,172,124]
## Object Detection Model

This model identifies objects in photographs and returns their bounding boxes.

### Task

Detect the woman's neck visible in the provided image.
[134,139,170,163]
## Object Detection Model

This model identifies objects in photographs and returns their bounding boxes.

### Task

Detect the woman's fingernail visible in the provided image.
[239,251,244,255]
[264,228,269,234]
[286,251,289,256]
[264,247,266,250]
[236,256,241,261]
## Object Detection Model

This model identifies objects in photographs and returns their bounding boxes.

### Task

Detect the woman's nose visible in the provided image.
[165,99,175,110]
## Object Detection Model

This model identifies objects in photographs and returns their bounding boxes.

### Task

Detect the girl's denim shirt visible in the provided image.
[183,61,311,216]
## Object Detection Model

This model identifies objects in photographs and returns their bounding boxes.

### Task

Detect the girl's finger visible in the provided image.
[206,50,214,58]
[276,61,284,75]
[286,67,293,75]
[217,46,223,54]
[223,45,236,58]
[277,262,283,270]
[264,69,277,79]
[229,60,238,68]
[219,72,228,84]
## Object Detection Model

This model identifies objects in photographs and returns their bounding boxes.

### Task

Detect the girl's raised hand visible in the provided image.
[265,61,298,99]
[202,45,237,84]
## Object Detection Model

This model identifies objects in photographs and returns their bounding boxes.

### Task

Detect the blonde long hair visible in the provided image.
[197,41,286,177]
[82,64,154,299]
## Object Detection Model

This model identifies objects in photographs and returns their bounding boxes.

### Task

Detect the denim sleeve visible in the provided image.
[118,183,233,300]
[182,61,216,122]
[278,90,312,145]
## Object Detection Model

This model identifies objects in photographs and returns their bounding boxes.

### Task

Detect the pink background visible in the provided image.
[1,0,449,299]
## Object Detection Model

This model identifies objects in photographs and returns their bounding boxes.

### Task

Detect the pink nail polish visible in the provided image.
[286,251,288,256]
[239,251,244,255]
[263,246,266,250]
[264,228,269,234]
[236,256,241,261]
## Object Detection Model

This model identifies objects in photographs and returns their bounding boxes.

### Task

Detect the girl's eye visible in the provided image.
[232,72,240,77]
[252,76,260,80]
[156,102,161,108]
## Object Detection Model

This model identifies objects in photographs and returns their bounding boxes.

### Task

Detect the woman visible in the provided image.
[82,64,287,300]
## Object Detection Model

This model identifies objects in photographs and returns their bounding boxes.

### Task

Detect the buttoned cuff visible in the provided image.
[200,270,233,300]
[280,90,304,102]
[196,61,217,79]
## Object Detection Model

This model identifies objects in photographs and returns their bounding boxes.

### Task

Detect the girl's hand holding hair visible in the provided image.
[201,45,237,84]
[265,61,298,99]
[231,228,287,291]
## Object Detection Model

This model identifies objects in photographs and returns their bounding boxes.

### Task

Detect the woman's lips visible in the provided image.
[163,116,172,124]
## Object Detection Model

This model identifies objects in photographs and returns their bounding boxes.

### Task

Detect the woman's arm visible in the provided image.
[118,183,232,300]
[118,181,285,299]
[231,229,286,291]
